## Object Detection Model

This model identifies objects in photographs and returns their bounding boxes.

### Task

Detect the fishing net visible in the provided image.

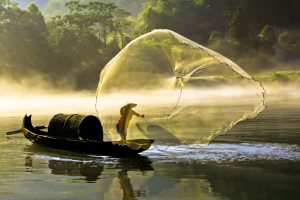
[96,29,266,149]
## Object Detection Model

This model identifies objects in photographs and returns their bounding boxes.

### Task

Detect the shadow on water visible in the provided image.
[150,161,300,200]
[23,144,155,200]
[146,125,182,144]
[24,155,104,182]
[24,144,154,173]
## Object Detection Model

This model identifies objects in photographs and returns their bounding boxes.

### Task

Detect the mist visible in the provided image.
[0,77,96,117]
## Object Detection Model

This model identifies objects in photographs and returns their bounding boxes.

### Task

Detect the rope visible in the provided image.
[167,84,183,119]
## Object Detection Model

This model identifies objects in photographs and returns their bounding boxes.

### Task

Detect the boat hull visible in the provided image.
[22,115,154,156]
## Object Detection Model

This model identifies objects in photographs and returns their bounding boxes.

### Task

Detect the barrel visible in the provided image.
[48,114,103,141]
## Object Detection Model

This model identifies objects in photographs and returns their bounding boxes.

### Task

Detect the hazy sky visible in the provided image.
[14,0,48,9]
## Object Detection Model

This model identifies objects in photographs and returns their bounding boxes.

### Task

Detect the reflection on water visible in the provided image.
[0,96,300,199]
[48,159,104,182]
[18,147,300,200]
[24,146,154,200]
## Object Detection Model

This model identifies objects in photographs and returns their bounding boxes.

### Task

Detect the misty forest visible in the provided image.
[0,0,299,91]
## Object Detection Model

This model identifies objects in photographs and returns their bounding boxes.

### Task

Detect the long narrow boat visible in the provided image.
[22,115,154,156]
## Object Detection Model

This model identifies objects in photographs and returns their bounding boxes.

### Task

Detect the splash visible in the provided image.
[96,29,266,148]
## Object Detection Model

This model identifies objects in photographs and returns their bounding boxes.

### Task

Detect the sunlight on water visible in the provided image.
[143,143,300,163]
[21,142,300,165]
[0,96,300,200]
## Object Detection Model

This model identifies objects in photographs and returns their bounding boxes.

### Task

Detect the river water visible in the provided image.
[0,95,300,200]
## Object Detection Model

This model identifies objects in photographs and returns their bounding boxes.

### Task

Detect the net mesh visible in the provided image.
[96,29,266,149]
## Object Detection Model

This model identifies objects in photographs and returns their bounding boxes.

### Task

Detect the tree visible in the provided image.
[258,25,276,48]
[61,1,129,47]
[278,30,300,52]
[136,0,230,43]
[87,1,117,46]
[114,9,132,48]
[228,7,250,45]
[208,31,223,45]
[46,1,130,89]
[0,2,54,75]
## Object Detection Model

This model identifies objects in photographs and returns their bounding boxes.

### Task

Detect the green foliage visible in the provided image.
[0,1,54,76]
[258,25,276,48]
[105,0,146,16]
[43,0,68,17]
[46,0,128,89]
[208,31,223,44]
[136,0,217,43]
[268,71,300,83]
[0,1,127,90]
[194,0,204,6]
[1,0,300,90]
[278,30,300,51]
[43,0,146,17]
[228,8,251,45]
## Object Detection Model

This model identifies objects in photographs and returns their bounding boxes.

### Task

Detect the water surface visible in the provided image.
[0,96,299,200]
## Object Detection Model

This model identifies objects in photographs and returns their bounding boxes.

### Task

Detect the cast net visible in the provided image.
[96,29,266,149]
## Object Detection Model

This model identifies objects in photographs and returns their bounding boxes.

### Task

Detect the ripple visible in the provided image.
[142,143,300,163]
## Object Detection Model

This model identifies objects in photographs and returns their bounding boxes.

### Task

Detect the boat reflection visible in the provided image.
[24,145,154,199]
[48,160,104,182]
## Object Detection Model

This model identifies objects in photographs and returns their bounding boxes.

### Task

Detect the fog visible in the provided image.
[0,78,96,117]
[1,74,297,117]
[0,77,262,117]
[2,74,298,147]
[96,86,261,114]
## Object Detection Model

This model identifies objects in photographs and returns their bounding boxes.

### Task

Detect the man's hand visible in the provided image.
[140,114,145,118]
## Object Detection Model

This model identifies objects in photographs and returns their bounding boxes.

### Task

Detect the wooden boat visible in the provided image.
[22,115,154,156]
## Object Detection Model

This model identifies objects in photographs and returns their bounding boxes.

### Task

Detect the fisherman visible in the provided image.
[116,103,144,141]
